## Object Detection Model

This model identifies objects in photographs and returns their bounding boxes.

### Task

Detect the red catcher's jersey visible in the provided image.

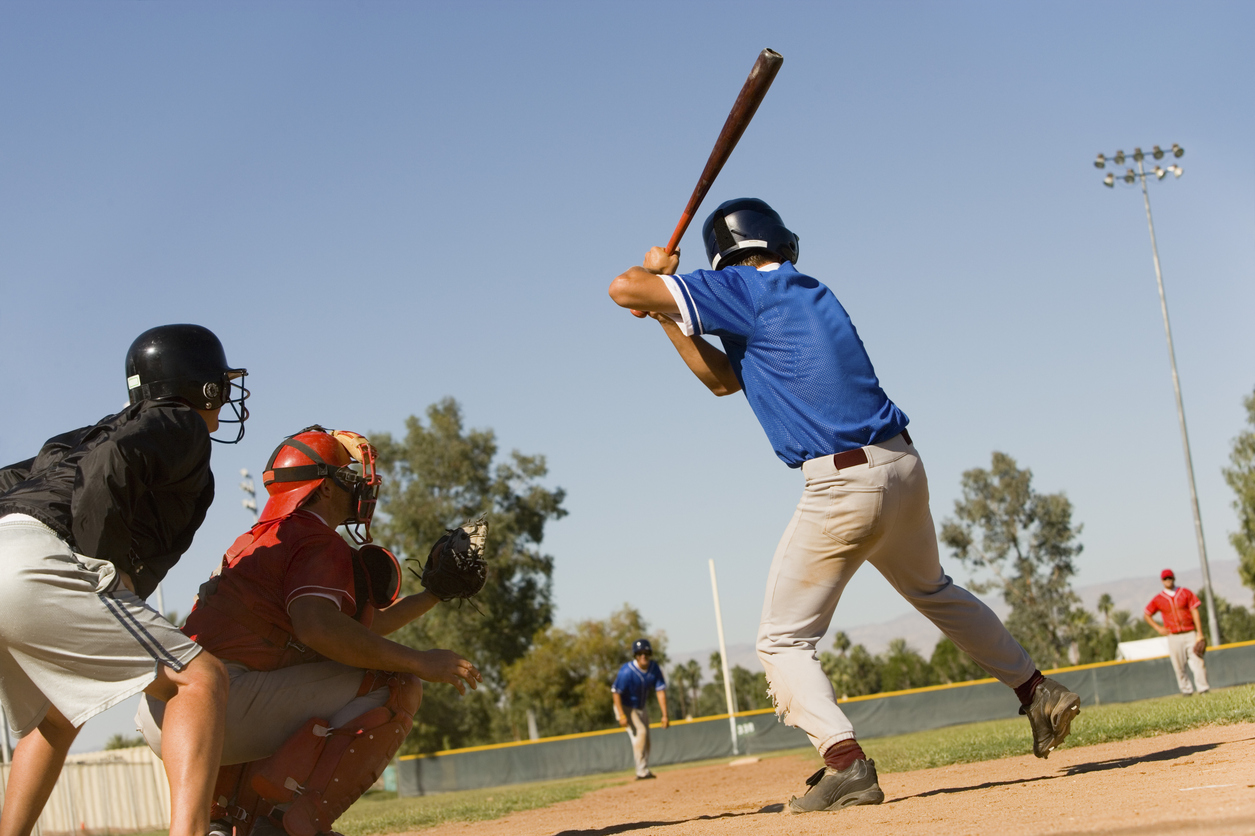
[1145,587,1201,635]
[184,511,362,670]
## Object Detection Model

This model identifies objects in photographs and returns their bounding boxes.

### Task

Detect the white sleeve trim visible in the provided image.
[658,275,699,336]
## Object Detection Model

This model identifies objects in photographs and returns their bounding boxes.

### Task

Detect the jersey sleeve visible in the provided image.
[1182,589,1201,610]
[69,405,211,570]
[662,267,758,338]
[1144,596,1161,616]
[283,534,357,615]
[653,662,666,690]
[611,664,629,694]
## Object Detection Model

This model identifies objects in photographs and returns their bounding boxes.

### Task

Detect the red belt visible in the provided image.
[832,429,913,470]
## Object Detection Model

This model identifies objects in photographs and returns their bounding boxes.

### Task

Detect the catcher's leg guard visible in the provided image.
[255,672,421,836]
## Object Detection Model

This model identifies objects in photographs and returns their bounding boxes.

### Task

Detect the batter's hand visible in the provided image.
[661,717,670,729]
[414,649,482,695]
[1155,625,1169,636]
[618,715,628,728]
[643,246,680,275]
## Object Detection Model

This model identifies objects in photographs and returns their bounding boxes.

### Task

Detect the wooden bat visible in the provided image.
[666,48,784,256]
[631,49,783,318]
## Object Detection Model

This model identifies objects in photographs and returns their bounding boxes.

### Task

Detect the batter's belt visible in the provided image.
[832,428,913,471]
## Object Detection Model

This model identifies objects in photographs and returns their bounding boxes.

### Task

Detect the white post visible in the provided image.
[708,559,739,756]
[1,703,12,762]
[155,583,166,620]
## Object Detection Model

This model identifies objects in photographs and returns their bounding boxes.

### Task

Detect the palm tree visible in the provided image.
[1097,593,1114,627]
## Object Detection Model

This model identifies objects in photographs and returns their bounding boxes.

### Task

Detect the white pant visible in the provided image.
[1166,631,1209,695]
[756,434,1036,756]
[624,708,651,777]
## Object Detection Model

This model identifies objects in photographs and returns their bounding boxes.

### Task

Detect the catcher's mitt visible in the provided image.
[1193,638,1207,657]
[415,517,489,602]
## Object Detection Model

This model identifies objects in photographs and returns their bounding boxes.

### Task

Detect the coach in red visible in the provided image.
[1144,569,1210,696]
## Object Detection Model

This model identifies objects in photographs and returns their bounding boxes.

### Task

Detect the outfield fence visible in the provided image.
[0,746,169,836]
[397,638,1255,796]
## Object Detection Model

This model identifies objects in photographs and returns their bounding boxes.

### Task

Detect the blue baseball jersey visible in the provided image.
[612,660,666,711]
[662,262,908,466]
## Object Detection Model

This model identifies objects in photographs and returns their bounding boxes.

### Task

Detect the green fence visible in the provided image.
[397,640,1255,796]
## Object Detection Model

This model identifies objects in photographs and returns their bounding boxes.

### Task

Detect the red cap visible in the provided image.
[1161,569,1175,580]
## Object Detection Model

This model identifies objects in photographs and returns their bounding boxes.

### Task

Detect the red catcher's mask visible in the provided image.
[260,425,383,543]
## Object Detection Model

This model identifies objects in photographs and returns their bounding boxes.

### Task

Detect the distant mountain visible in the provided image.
[671,560,1249,675]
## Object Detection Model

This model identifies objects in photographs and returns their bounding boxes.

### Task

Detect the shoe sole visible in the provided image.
[1043,696,1081,756]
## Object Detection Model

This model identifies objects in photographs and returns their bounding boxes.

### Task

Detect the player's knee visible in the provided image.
[185,651,229,701]
[395,672,422,715]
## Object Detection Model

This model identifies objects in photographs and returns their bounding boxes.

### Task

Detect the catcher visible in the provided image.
[136,426,487,836]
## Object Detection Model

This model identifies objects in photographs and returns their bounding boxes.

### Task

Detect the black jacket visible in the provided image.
[0,401,215,599]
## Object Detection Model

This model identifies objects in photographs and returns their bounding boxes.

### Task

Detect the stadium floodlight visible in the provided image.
[1094,153,1107,169]
[1091,141,1220,648]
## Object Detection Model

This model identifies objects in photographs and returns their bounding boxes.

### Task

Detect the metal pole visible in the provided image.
[708,559,739,756]
[1136,157,1222,646]
[1,703,12,763]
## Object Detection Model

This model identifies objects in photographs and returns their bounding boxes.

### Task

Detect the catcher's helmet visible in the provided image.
[125,324,249,443]
[260,426,383,543]
[702,198,800,270]
[632,638,653,657]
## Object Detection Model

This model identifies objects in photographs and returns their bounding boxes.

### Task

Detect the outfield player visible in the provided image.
[609,198,1081,812]
[138,426,481,836]
[611,638,669,780]
[0,324,247,836]
[1144,569,1210,696]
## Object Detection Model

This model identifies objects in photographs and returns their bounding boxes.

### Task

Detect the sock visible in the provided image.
[1015,670,1044,707]
[823,739,865,772]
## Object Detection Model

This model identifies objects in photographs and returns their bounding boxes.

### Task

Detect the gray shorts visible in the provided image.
[138,660,388,764]
[0,514,202,736]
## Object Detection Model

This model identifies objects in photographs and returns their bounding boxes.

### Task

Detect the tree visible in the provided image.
[105,733,146,750]
[819,641,882,699]
[879,638,933,691]
[940,452,1084,670]
[504,605,664,737]
[372,398,567,752]
[1201,592,1255,644]
[929,637,987,684]
[669,659,704,719]
[1222,386,1255,593]
[1097,594,1114,628]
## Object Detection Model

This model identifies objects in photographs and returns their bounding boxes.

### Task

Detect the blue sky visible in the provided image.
[2,2,1253,749]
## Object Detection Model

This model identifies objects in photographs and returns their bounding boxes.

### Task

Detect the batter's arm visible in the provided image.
[609,247,682,313]
[649,313,742,396]
[656,689,670,729]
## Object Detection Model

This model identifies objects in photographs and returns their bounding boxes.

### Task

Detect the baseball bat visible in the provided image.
[631,49,783,319]
[665,48,784,256]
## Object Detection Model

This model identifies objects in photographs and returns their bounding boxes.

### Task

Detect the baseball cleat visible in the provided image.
[1022,677,1081,758]
[206,819,232,836]
[788,759,884,813]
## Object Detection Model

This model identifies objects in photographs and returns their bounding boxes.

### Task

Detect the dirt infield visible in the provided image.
[414,722,1255,835]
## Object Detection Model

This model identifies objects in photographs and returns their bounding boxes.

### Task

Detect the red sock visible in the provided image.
[1015,670,1044,707]
[823,739,865,771]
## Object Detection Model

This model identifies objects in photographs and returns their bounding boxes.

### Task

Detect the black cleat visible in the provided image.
[1021,676,1081,758]
[788,759,884,813]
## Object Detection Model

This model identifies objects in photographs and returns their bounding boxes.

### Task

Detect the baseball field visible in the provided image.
[338,684,1255,835]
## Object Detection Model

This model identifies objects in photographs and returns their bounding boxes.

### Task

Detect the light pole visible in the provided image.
[241,468,259,522]
[1094,144,1221,647]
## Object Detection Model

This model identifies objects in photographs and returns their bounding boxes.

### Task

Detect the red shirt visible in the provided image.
[1145,586,1200,634]
[184,511,362,670]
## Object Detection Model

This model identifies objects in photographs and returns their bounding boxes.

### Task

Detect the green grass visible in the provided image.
[866,682,1255,773]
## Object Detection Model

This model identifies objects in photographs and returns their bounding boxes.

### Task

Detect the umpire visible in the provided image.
[0,324,247,836]
[611,638,669,780]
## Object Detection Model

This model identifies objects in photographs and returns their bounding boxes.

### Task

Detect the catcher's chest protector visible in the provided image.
[213,672,421,836]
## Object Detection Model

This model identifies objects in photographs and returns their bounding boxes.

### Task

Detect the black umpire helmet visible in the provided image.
[632,638,653,657]
[125,324,250,443]
[702,198,800,270]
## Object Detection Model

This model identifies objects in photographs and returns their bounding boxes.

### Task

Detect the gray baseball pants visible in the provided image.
[1166,631,1209,695]
[756,433,1037,756]
[624,708,651,777]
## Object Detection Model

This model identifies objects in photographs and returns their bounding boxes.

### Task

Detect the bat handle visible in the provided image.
[665,212,693,257]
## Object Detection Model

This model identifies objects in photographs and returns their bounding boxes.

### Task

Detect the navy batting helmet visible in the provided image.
[702,198,800,270]
[632,638,653,656]
[125,324,249,443]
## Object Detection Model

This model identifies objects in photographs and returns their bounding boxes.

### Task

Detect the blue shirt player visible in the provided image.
[609,198,1080,812]
[611,638,668,780]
